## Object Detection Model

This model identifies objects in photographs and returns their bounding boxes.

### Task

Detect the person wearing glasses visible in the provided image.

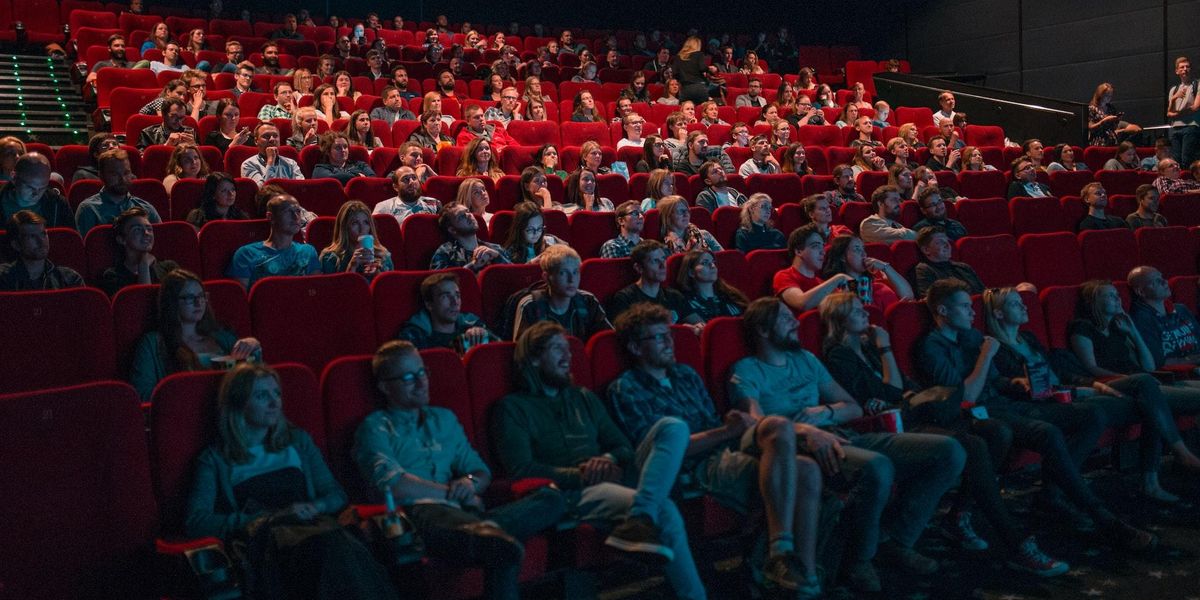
[129,269,261,400]
[601,201,646,259]
[502,201,565,265]
[1005,158,1051,200]
[229,64,256,100]
[0,153,71,229]
[1152,158,1200,195]
[617,113,648,150]
[483,87,523,126]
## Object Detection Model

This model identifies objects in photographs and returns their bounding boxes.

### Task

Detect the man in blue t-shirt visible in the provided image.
[227,194,319,289]
[1128,265,1200,370]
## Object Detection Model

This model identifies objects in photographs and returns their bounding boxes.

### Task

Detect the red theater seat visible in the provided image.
[955,234,1023,287]
[579,257,637,306]
[250,273,376,372]
[1019,232,1085,290]
[198,219,271,280]
[1009,196,1067,235]
[953,197,1010,236]
[1078,229,1139,281]
[885,300,933,375]
[957,170,1007,199]
[0,287,116,392]
[1136,226,1196,278]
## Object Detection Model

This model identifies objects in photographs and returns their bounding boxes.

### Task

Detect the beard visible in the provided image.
[441,81,455,92]
[769,328,803,352]
[264,57,279,67]
[111,49,126,61]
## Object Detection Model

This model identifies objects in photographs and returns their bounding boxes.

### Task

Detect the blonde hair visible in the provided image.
[452,177,488,214]
[657,194,689,236]
[981,286,1021,345]
[818,291,860,347]
[321,200,389,264]
[164,142,210,178]
[740,193,773,230]
[677,36,702,60]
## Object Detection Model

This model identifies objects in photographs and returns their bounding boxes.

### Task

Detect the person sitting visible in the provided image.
[454,138,504,183]
[373,166,440,226]
[319,200,393,278]
[819,292,1069,576]
[658,195,722,254]
[86,34,131,87]
[161,143,209,194]
[690,161,746,214]
[311,84,349,125]
[1126,184,1168,228]
[912,226,984,296]
[616,113,648,151]
[455,177,495,226]
[344,110,384,150]
[1153,158,1200,195]
[1102,141,1141,171]
[186,173,247,228]
[138,97,197,149]
[0,153,72,228]
[268,13,304,41]
[1076,182,1128,231]
[825,235,913,311]
[257,81,296,120]
[885,137,917,170]
[732,297,965,592]
[672,131,735,175]
[99,207,178,296]
[205,99,252,154]
[859,185,915,244]
[959,146,998,172]
[129,269,261,399]
[354,340,566,594]
[916,279,1157,551]
[597,201,646,260]
[72,134,120,183]
[0,211,83,290]
[148,42,189,75]
[606,239,702,326]
[1005,158,1051,199]
[430,202,509,272]
[735,78,768,108]
[569,90,604,123]
[675,249,748,321]
[188,364,398,600]
[1128,265,1200,379]
[561,169,614,214]
[370,86,416,126]
[737,135,781,176]
[240,123,304,186]
[1139,138,1173,171]
[1046,144,1089,172]
[76,149,161,237]
[227,194,319,288]
[850,145,886,178]
[728,193,784,252]
[911,186,966,239]
[502,201,565,265]
[800,193,850,241]
[285,107,321,151]
[512,245,610,341]
[987,285,1197,504]
[407,110,454,151]
[924,135,960,172]
[229,64,257,100]
[828,164,866,208]
[482,86,522,125]
[635,137,672,175]
[312,132,374,183]
[456,105,514,150]
[607,302,830,597]
[774,224,852,313]
[398,273,495,351]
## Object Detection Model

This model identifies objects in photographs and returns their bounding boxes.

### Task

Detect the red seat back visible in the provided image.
[400,213,445,269]
[1078,229,1139,281]
[579,257,637,306]
[884,300,933,375]
[953,197,1010,236]
[1009,196,1067,235]
[957,170,1007,199]
[370,268,481,345]
[198,219,271,280]
[477,263,544,331]
[1019,232,1085,289]
[1136,226,1196,277]
[0,288,116,393]
[955,234,1023,287]
[250,274,376,372]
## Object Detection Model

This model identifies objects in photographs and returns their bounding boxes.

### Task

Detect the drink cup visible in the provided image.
[877,408,903,433]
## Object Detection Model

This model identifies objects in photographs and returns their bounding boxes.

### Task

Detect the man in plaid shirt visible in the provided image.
[599,201,644,258]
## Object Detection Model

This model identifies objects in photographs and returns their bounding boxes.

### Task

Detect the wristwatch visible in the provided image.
[465,473,478,491]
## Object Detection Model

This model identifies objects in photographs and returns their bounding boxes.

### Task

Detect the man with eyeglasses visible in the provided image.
[456,105,513,150]
[257,81,296,121]
[0,210,83,291]
[369,87,416,126]
[483,87,523,126]
[76,148,161,237]
[512,245,610,341]
[0,153,72,229]
[735,79,768,108]
[181,70,219,118]
[1152,158,1200,195]
[605,239,702,328]
[229,65,256,100]
[493,321,707,599]
[600,201,644,258]
[373,166,440,226]
[1005,158,1051,200]
[210,40,244,74]
[912,186,966,240]
[355,340,565,600]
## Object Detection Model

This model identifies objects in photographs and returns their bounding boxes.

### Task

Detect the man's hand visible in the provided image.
[799,426,848,475]
[264,146,278,165]
[579,456,622,485]
[446,476,477,502]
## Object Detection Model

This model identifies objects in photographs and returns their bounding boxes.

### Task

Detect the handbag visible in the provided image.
[902,385,964,428]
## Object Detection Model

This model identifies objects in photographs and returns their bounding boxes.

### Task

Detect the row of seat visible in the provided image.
[7,223,1200,392]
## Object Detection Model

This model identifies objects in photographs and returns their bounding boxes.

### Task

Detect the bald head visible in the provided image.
[14,152,51,178]
[1128,265,1169,302]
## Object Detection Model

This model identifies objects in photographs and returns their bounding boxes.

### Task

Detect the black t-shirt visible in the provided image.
[606,284,693,323]
[1066,319,1142,374]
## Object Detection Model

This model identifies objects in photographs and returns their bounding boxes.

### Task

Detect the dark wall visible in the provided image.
[894,0,1200,127]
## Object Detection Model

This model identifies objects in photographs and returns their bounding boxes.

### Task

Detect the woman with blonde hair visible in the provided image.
[163,142,210,193]
[576,140,611,175]
[698,101,727,127]
[455,138,504,182]
[421,92,455,125]
[898,123,924,149]
[672,36,709,104]
[1088,82,1140,146]
[291,68,315,102]
[658,194,722,253]
[734,192,785,252]
[186,362,398,598]
[320,200,392,277]
[453,177,493,225]
[958,146,997,172]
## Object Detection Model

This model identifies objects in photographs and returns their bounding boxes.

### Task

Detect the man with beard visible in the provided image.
[825,164,865,208]
[370,87,417,126]
[76,149,161,236]
[268,13,304,41]
[430,203,508,272]
[435,69,457,98]
[390,65,421,101]
[255,42,291,75]
[859,184,915,243]
[373,166,440,226]
[0,211,84,290]
[86,34,130,87]
[493,320,707,599]
[137,97,196,148]
[911,186,967,240]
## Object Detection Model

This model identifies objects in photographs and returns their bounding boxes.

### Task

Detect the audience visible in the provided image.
[775,224,852,313]
[319,200,393,277]
[312,132,375,183]
[912,186,966,240]
[606,239,702,326]
[373,166,441,226]
[186,172,247,228]
[675,249,748,321]
[1006,158,1051,200]
[802,193,850,241]
[511,244,610,341]
[1046,144,1089,172]
[659,195,723,254]
[502,201,564,264]
[859,185,915,243]
[99,207,178,296]
[430,202,509,272]
[0,153,72,229]
[397,273,495,351]
[1125,184,1167,229]
[161,143,209,193]
[1076,183,1128,231]
[240,123,305,185]
[76,149,162,236]
[1102,141,1141,171]
[913,226,984,296]
[1153,158,1200,195]
[821,234,913,311]
[562,169,614,213]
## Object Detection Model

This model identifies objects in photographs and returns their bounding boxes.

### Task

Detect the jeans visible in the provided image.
[836,432,965,563]
[1170,125,1199,169]
[573,417,706,600]
[407,487,566,600]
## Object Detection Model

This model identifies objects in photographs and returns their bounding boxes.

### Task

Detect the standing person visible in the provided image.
[671,37,709,104]
[355,341,565,600]
[1168,56,1200,168]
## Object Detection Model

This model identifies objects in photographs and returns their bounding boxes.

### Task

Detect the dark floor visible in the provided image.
[578,455,1200,600]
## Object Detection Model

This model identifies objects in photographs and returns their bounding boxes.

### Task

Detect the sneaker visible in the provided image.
[604,516,674,562]
[1006,536,1069,577]
[842,561,882,593]
[762,553,802,591]
[876,541,939,575]
[1034,490,1095,532]
[941,511,989,551]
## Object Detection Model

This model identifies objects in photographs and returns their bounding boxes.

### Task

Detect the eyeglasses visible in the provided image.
[502,95,519,100]
[524,225,544,234]
[620,210,644,218]
[379,367,428,385]
[188,84,207,90]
